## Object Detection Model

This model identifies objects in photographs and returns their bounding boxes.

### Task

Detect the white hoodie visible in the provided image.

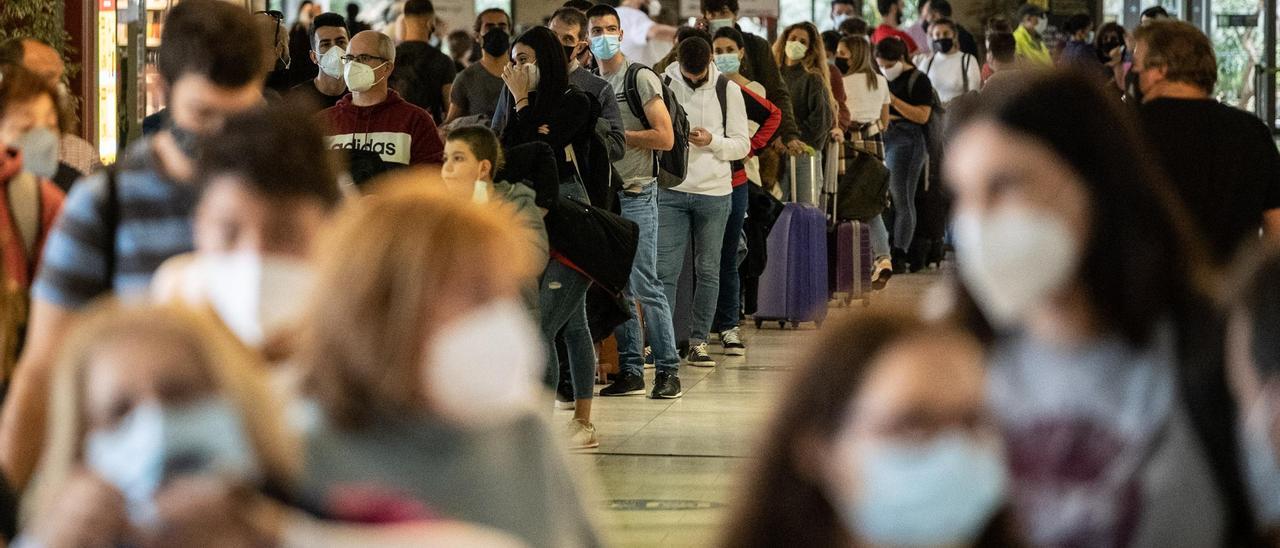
[661,61,751,197]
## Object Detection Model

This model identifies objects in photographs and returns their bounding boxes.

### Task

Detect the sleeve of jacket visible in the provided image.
[411,114,445,164]
[747,36,799,143]
[802,76,832,146]
[595,80,627,161]
[829,64,851,130]
[709,83,751,162]
[491,90,513,136]
[514,92,591,152]
[740,86,781,156]
[500,142,561,209]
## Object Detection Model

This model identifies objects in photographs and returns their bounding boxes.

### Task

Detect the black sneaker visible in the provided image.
[686,342,716,367]
[555,377,575,410]
[651,371,683,399]
[599,372,646,396]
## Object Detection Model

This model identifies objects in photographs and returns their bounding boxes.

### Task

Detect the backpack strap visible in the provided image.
[625,63,651,126]
[100,164,120,284]
[961,54,971,92]
[716,76,729,138]
[926,52,937,74]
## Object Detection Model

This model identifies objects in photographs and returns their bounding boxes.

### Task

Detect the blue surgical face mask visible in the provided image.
[14,126,59,180]
[714,53,741,74]
[843,431,1008,546]
[85,396,262,526]
[590,34,621,61]
[1241,393,1280,526]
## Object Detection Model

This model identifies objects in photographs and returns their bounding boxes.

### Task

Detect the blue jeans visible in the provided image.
[538,179,596,400]
[870,213,890,260]
[657,188,731,346]
[614,182,680,377]
[884,123,927,250]
[713,183,748,333]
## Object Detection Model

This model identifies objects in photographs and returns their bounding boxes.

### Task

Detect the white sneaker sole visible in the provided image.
[687,360,716,368]
[723,347,745,356]
[570,440,600,450]
[554,400,576,410]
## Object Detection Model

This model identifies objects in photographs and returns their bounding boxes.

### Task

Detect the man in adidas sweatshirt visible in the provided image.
[657,37,750,368]
[320,31,444,166]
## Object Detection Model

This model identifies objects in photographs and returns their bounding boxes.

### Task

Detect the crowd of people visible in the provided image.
[0,0,1276,545]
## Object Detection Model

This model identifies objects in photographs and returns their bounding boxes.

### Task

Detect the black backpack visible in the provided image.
[907,69,946,152]
[623,63,690,189]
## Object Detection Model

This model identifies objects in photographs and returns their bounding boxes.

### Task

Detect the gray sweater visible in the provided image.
[781,64,834,151]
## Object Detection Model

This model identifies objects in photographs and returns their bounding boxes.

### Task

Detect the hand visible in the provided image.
[770,139,789,154]
[142,477,271,548]
[689,127,713,147]
[829,128,845,143]
[537,124,550,135]
[29,471,130,548]
[1106,45,1124,66]
[786,139,808,156]
[502,64,531,104]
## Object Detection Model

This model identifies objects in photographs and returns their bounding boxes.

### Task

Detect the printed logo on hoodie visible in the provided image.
[327,132,412,165]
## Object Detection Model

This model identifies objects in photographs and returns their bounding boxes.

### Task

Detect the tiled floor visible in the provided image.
[559,270,944,547]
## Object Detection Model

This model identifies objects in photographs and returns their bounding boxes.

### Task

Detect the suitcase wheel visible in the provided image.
[778,321,787,329]
[754,319,764,329]
[790,321,799,329]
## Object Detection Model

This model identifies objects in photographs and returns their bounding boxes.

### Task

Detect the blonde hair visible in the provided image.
[298,169,539,429]
[25,302,299,523]
[841,35,880,91]
[774,22,839,129]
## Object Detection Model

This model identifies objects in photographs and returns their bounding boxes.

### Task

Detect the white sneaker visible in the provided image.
[566,419,599,450]
[872,257,894,290]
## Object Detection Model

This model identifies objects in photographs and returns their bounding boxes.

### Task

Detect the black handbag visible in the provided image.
[836,146,891,222]
[543,196,639,295]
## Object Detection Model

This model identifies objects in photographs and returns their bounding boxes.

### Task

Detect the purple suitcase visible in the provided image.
[754,157,829,329]
[833,220,873,307]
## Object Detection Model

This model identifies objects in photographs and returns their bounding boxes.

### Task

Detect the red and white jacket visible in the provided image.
[320,90,444,166]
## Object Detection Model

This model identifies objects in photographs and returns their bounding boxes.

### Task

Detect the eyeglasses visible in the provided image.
[341,54,389,65]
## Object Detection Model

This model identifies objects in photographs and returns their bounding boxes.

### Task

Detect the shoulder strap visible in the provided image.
[101,165,120,283]
[907,69,921,96]
[926,52,937,74]
[625,64,651,124]
[716,76,729,137]
[962,54,972,92]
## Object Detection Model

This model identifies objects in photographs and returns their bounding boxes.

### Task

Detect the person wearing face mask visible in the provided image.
[874,38,933,272]
[872,0,921,54]
[945,72,1260,546]
[257,10,295,95]
[295,180,601,547]
[289,12,350,113]
[320,30,444,167]
[926,0,979,55]
[836,36,895,288]
[20,303,524,547]
[828,0,859,32]
[1094,23,1130,94]
[772,23,838,204]
[150,105,341,372]
[615,0,677,67]
[388,0,455,125]
[0,65,67,379]
[1223,245,1280,540]
[1013,4,1053,67]
[913,18,980,103]
[443,8,512,126]
[1134,21,1280,259]
[0,0,270,492]
[1059,13,1107,79]
[721,312,1021,547]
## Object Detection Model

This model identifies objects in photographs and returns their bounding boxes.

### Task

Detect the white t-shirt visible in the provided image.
[914,50,981,104]
[617,6,672,67]
[842,73,890,125]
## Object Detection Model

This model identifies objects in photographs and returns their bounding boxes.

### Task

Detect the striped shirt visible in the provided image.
[33,138,197,309]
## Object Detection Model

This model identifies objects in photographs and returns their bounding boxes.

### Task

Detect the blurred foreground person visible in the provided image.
[22,304,519,547]
[295,179,601,546]
[1223,244,1280,541]
[151,104,343,366]
[945,72,1258,545]
[721,313,1019,547]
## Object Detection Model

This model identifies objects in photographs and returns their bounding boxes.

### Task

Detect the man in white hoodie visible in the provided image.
[658,37,750,368]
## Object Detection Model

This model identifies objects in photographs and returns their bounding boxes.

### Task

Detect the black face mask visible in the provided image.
[683,74,708,89]
[564,44,579,64]
[482,28,510,57]
[834,57,851,74]
[932,38,954,53]
[1101,38,1123,55]
[167,121,201,160]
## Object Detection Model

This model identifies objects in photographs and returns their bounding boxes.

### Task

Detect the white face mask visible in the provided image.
[833,13,851,27]
[785,40,808,61]
[523,63,541,90]
[953,207,1081,329]
[15,126,59,180]
[199,253,315,348]
[344,59,387,93]
[319,46,346,79]
[647,0,662,17]
[882,62,905,81]
[423,299,543,429]
[472,180,489,203]
[1035,18,1049,34]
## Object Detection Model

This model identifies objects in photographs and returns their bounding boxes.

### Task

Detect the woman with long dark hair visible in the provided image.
[495,26,602,449]
[720,312,1020,547]
[944,71,1260,545]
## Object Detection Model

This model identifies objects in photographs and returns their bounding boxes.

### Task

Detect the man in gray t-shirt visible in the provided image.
[588,4,685,401]
[449,63,505,122]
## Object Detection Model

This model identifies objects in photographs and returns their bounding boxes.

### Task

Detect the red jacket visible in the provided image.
[0,148,64,289]
[320,90,444,165]
[732,85,782,187]
[872,25,919,55]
